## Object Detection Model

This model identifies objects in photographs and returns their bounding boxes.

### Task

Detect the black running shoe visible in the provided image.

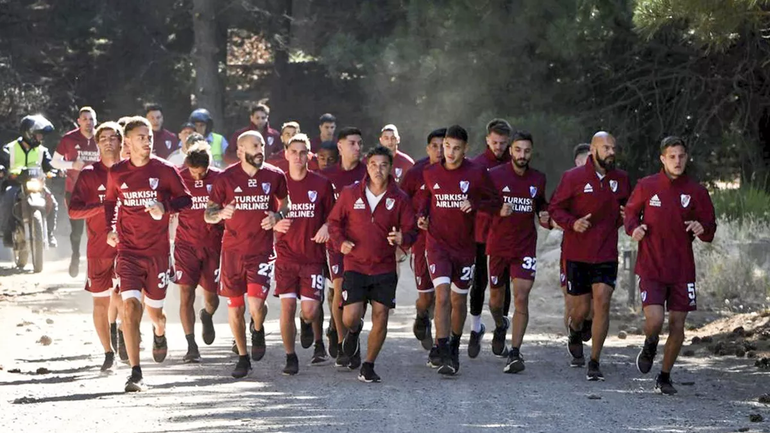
[348,347,362,371]
[183,345,201,364]
[358,362,381,383]
[413,315,433,351]
[232,357,252,379]
[437,344,456,376]
[299,320,314,349]
[568,327,584,367]
[251,323,266,362]
[200,309,216,345]
[110,323,118,353]
[310,341,328,365]
[342,322,362,358]
[636,336,658,375]
[581,319,593,342]
[117,330,128,362]
[283,353,299,376]
[335,343,350,368]
[69,253,80,278]
[655,374,677,395]
[427,345,441,369]
[124,372,146,392]
[492,318,510,357]
[468,324,485,359]
[101,352,115,372]
[586,359,604,381]
[503,352,525,374]
[152,329,168,363]
[450,338,460,373]
[327,325,338,358]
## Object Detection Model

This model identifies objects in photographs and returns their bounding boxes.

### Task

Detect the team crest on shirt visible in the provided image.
[385,198,395,210]
[609,179,618,192]
[641,291,647,302]
[459,180,469,193]
[194,180,204,188]
[395,168,403,178]
[429,264,436,274]
[165,140,172,149]
[681,194,691,208]
[149,178,159,190]
[332,265,339,274]
[308,190,318,203]
[529,186,538,198]
[261,183,271,194]
[206,184,212,193]
[267,136,274,146]
[175,270,183,282]
[491,276,498,285]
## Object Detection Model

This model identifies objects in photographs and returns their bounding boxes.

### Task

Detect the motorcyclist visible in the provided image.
[0,114,59,247]
[189,108,228,168]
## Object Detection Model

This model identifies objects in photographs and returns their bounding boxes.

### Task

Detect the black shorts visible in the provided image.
[341,271,398,309]
[565,261,618,296]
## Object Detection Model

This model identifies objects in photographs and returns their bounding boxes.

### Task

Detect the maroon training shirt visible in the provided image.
[208,162,288,255]
[56,128,100,193]
[400,157,432,252]
[229,123,281,158]
[392,150,415,184]
[471,148,511,243]
[322,161,367,200]
[104,156,192,257]
[486,164,549,258]
[68,161,115,259]
[549,155,631,263]
[624,171,716,283]
[327,176,417,275]
[176,167,224,250]
[417,158,502,261]
[152,129,179,160]
[276,171,335,264]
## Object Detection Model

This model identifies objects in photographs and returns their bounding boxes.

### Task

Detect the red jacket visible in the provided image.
[471,148,511,243]
[549,155,631,263]
[624,171,716,283]
[229,122,281,160]
[152,129,179,160]
[328,176,417,275]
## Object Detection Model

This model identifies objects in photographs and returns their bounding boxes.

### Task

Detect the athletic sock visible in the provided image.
[437,337,449,349]
[239,355,250,364]
[659,371,670,382]
[510,347,520,357]
[450,333,462,344]
[645,335,660,346]
[110,322,117,333]
[470,315,482,333]
[185,333,197,349]
[131,366,142,378]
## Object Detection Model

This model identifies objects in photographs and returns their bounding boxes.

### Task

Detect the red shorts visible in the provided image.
[410,247,434,293]
[489,255,536,287]
[426,248,475,293]
[640,278,697,312]
[173,242,220,293]
[327,250,344,280]
[219,251,273,299]
[86,257,117,295]
[115,252,170,302]
[274,260,325,301]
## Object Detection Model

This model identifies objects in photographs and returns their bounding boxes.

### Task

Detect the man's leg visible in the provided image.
[247,291,269,361]
[65,192,84,277]
[146,300,168,364]
[468,243,487,357]
[365,301,389,362]
[637,304,665,375]
[122,294,145,391]
[567,292,591,367]
[179,284,200,362]
[510,278,534,351]
[92,295,113,371]
[589,283,613,362]
[44,187,57,246]
[279,296,297,355]
[227,295,252,378]
[658,311,687,393]
[332,278,346,342]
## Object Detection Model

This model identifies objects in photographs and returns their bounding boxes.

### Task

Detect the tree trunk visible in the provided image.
[271,0,293,117]
[192,0,224,131]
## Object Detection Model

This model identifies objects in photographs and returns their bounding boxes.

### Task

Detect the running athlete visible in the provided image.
[378,124,414,184]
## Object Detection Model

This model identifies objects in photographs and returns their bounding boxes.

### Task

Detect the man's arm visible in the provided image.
[473,169,502,214]
[397,196,418,249]
[326,191,348,251]
[548,172,579,232]
[624,182,646,236]
[68,171,102,220]
[162,165,192,213]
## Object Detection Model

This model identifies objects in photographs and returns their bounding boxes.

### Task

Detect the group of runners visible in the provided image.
[54,103,715,394]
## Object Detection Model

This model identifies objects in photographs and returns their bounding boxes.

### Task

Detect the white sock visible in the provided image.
[470,315,482,333]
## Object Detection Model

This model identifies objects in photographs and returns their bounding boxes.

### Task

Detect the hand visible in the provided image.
[460,200,473,213]
[685,220,704,236]
[550,218,563,231]
[106,231,119,247]
[311,224,329,243]
[573,213,592,233]
[631,224,648,242]
[261,211,281,230]
[72,159,85,171]
[500,203,513,217]
[341,240,355,255]
[387,226,403,246]
[417,216,429,231]
[538,210,550,225]
[144,200,165,219]
[219,201,235,220]
[273,218,292,233]
[620,205,626,220]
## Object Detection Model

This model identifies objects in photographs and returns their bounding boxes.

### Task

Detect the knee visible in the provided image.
[668,318,686,335]
[514,292,529,309]
[302,304,319,323]
[450,293,466,310]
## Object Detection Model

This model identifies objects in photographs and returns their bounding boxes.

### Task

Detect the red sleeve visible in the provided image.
[209,173,228,207]
[163,165,192,213]
[68,171,103,220]
[536,175,551,230]
[275,171,289,201]
[327,189,349,251]
[624,181,646,235]
[696,186,717,243]
[617,176,632,229]
[104,170,118,233]
[473,168,502,214]
[549,172,578,232]
[55,135,71,157]
[321,179,335,221]
[398,195,417,249]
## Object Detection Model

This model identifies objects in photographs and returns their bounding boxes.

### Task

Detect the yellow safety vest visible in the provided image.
[8,140,43,175]
[209,133,224,163]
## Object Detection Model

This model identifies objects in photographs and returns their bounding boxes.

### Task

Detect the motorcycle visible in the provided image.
[9,167,51,272]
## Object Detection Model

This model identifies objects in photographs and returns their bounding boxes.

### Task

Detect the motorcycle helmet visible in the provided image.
[189,108,213,136]
[20,115,55,148]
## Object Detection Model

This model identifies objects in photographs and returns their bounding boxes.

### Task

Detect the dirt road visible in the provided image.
[1,257,768,433]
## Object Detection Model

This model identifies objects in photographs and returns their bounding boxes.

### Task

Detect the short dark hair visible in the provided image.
[365,145,393,166]
[427,128,447,144]
[660,136,687,154]
[318,140,338,154]
[337,127,362,142]
[185,142,212,169]
[144,103,163,114]
[445,125,468,143]
[319,113,336,125]
[123,116,151,136]
[573,143,590,159]
[511,130,533,145]
[95,121,123,142]
[251,103,270,116]
[486,118,512,137]
[179,121,196,131]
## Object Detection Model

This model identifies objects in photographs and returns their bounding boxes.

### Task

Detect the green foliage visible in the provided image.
[712,187,770,223]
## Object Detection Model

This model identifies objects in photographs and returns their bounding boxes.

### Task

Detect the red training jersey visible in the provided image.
[68,161,115,259]
[321,161,367,200]
[152,129,179,160]
[392,150,415,184]
[400,157,432,253]
[56,128,99,192]
[175,167,224,250]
